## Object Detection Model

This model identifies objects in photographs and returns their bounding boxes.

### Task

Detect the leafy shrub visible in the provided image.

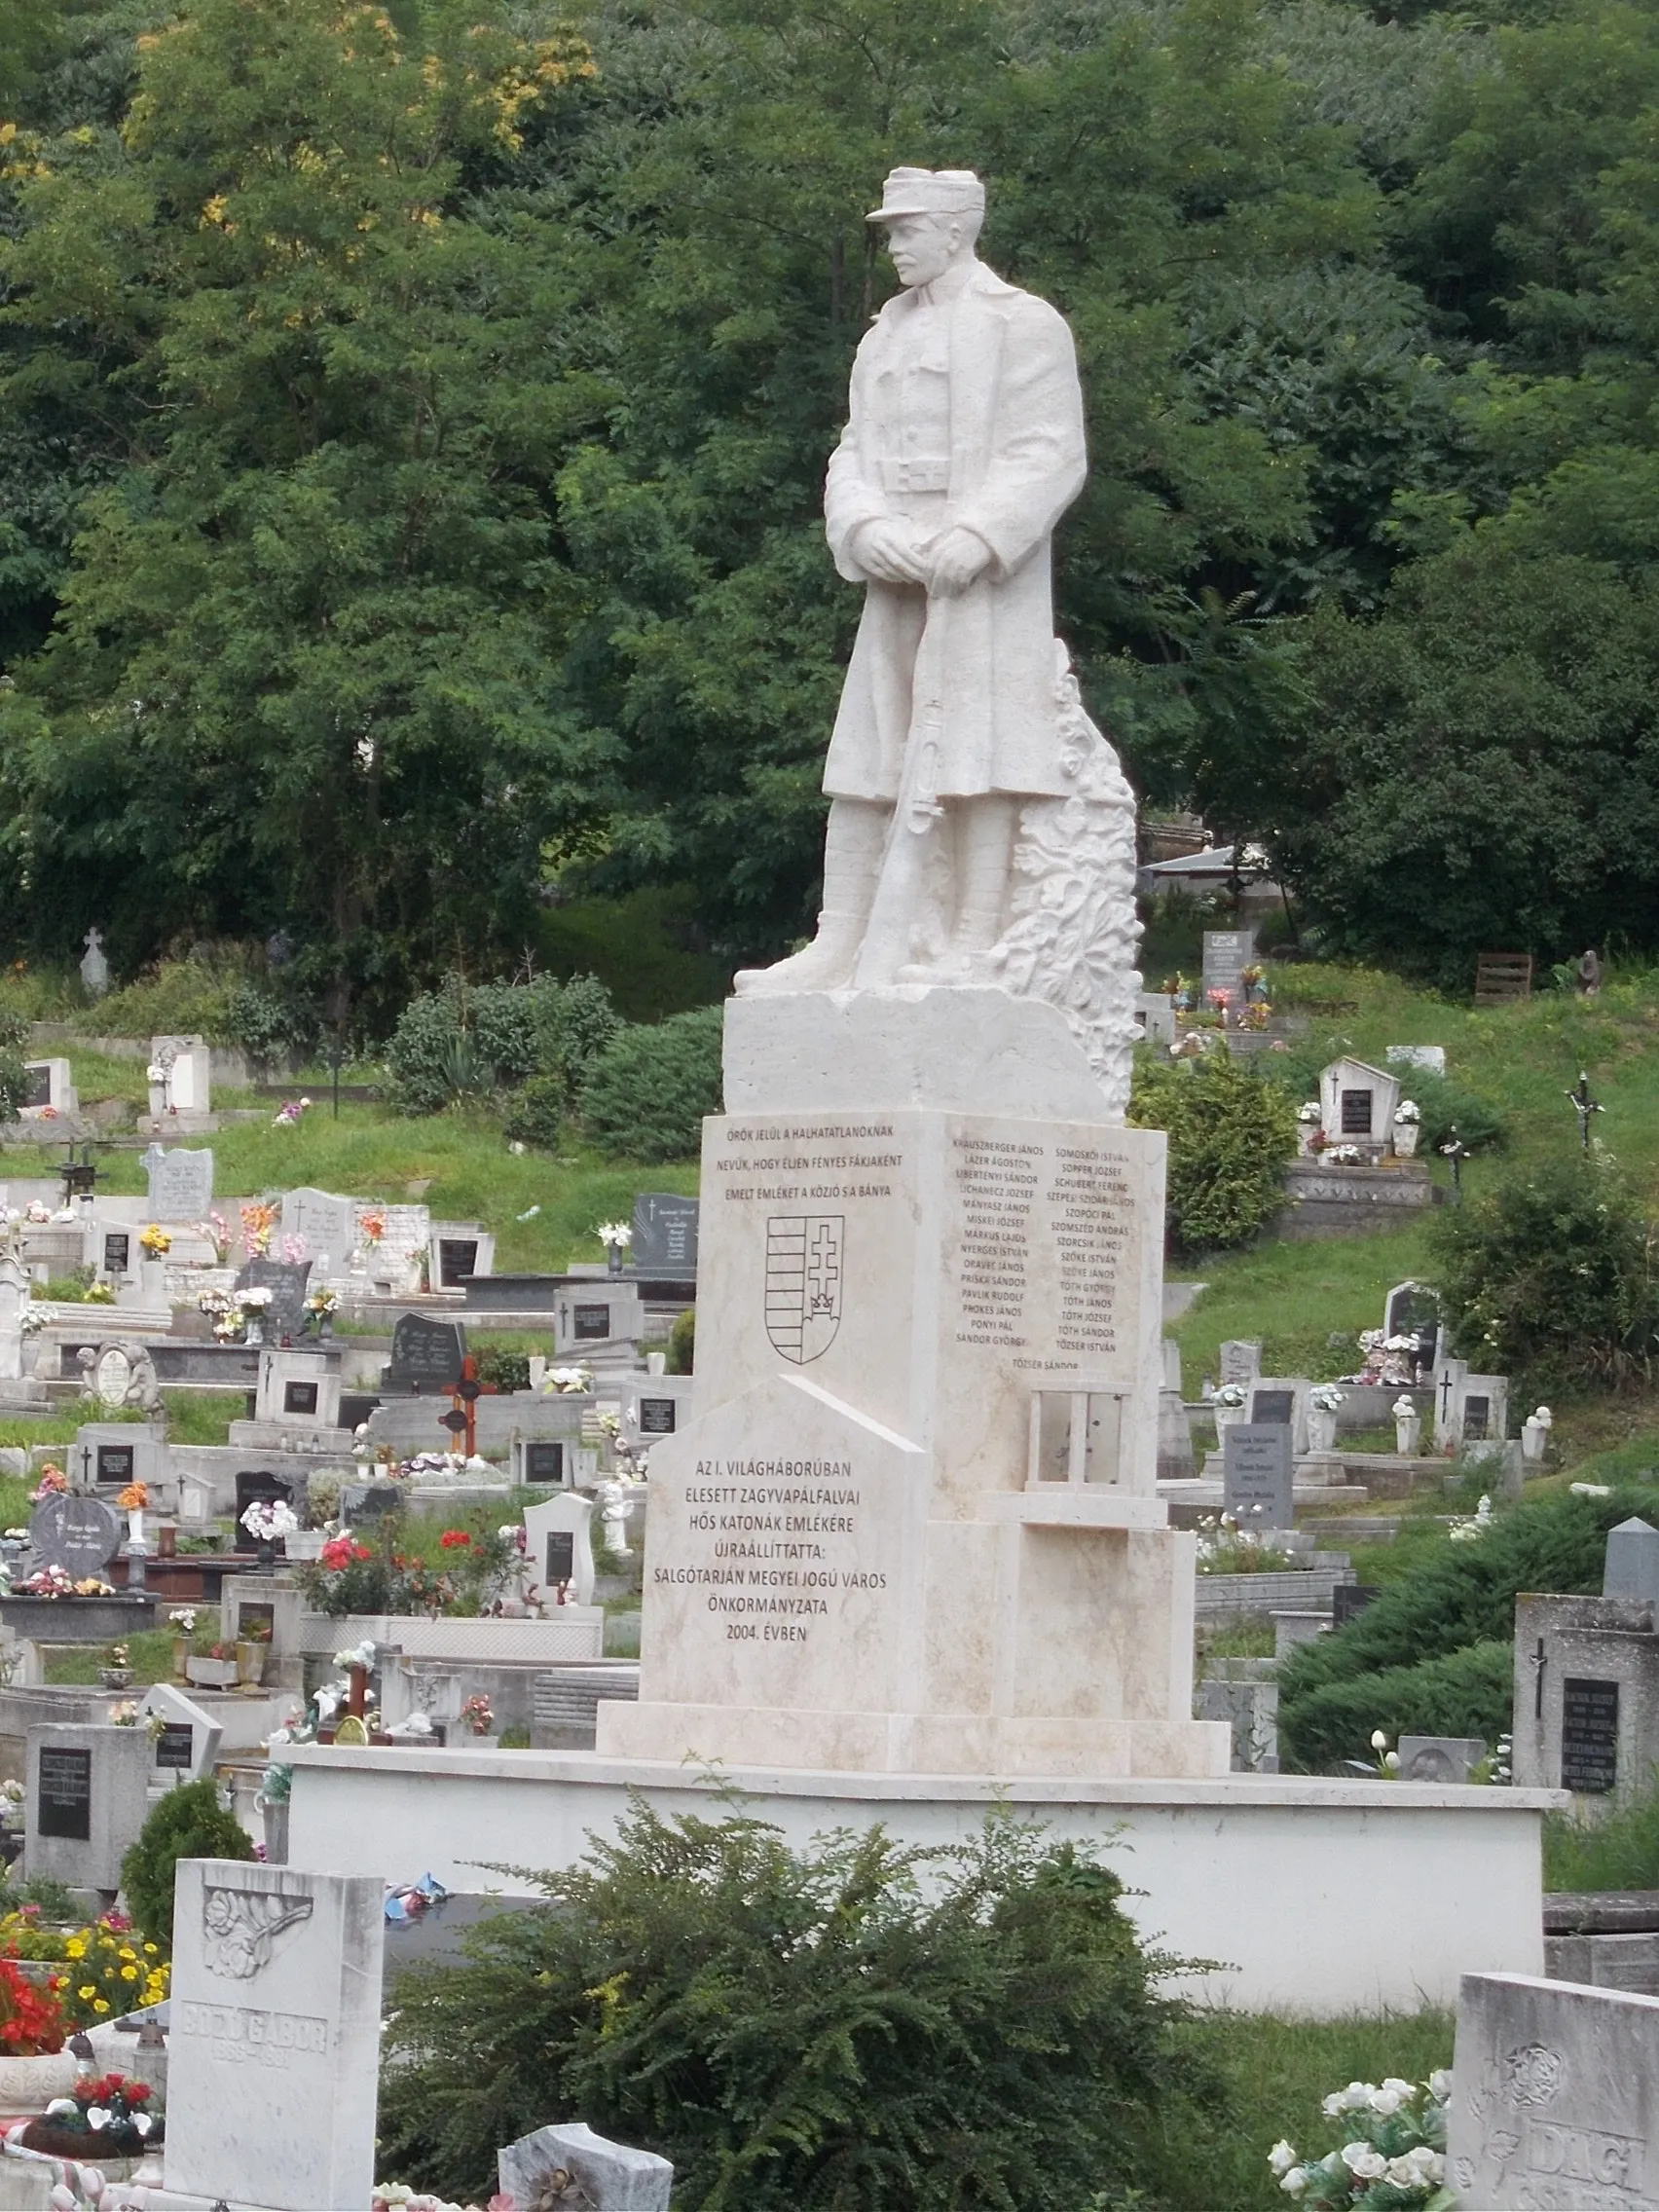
[377,1803,1215,2211]
[121,1777,255,1949]
[0,1051,24,1122]
[221,984,320,1070]
[468,982,540,1089]
[387,974,610,1118]
[1427,1155,1659,1391]
[77,951,246,1042]
[580,1006,723,1162]
[500,1073,565,1151]
[535,972,620,1100]
[385,991,462,1115]
[1405,1069,1506,1156]
[475,1345,530,1394]
[1278,1640,1513,1772]
[668,1305,695,1375]
[1128,1051,1297,1255]
[1277,1485,1659,1769]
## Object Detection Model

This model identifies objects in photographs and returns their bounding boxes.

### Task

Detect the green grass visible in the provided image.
[1171,1225,1432,1390]
[44,1627,179,1686]
[1544,1772,1659,1892]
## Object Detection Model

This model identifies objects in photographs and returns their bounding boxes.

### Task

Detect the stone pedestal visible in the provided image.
[598,990,1228,1781]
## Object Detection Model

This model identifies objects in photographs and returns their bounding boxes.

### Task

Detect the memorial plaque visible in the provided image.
[1340,1088,1374,1134]
[282,1380,319,1416]
[1562,1676,1620,1794]
[156,1724,195,1771]
[1249,1387,1295,1427]
[1222,1424,1295,1530]
[632,1193,699,1279]
[436,1237,479,1288]
[234,1257,313,1342]
[20,1064,51,1111]
[572,1304,611,1342]
[1462,1393,1490,1441]
[639,1397,678,1436]
[525,1441,565,1485]
[102,1233,130,1276]
[1201,928,1255,1006]
[545,1530,575,1586]
[30,1493,123,1576]
[386,1312,467,1391]
[37,1747,92,1840]
[94,1443,135,1487]
[233,1471,295,1553]
[1218,1340,1261,1388]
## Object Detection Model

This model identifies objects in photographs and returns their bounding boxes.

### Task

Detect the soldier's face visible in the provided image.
[883,212,961,289]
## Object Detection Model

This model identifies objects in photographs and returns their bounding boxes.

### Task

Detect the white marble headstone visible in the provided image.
[166,1859,384,2210]
[138,1681,223,1782]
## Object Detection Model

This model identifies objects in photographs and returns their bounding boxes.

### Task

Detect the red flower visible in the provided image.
[439,1530,473,1549]
[320,1537,371,1569]
[126,2081,152,2102]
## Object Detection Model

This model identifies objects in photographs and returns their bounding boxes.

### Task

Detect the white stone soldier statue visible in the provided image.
[739,166,1088,994]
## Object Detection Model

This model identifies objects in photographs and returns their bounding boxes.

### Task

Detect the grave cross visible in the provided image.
[1566,1071,1604,1155]
[441,1353,496,1458]
[1439,1125,1471,1200]
[1531,1635,1548,1720]
[1438,1369,1456,1429]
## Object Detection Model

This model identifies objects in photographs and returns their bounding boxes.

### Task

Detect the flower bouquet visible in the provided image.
[22,2072,160,2158]
[137,1226,170,1259]
[28,1466,68,1505]
[1269,2073,1453,2206]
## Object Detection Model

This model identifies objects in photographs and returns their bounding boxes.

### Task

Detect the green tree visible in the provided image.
[121,1775,256,1949]
[1129,1048,1297,1255]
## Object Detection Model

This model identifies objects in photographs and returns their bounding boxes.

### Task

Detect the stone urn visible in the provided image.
[1212,1400,1248,1439]
[1392,1120,1420,1159]
[1394,1410,1422,1455]
[237,1639,269,1686]
[1307,1407,1339,1455]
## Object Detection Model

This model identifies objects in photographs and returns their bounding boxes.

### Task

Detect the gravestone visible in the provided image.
[1332,1584,1380,1629]
[138,1681,223,1782]
[279,1187,358,1269]
[1249,1386,1295,1428]
[385,1312,467,1392]
[233,1470,297,1553]
[1604,1517,1659,1611]
[80,928,109,1000]
[1223,1424,1295,1531]
[1383,1280,1441,1356]
[1562,1677,1621,1794]
[29,1492,123,1578]
[166,1860,384,2211]
[523,1492,596,1606]
[1218,1340,1262,1388]
[498,2121,673,2212]
[74,1422,165,1499]
[19,1065,51,1112]
[435,1235,480,1287]
[341,1482,403,1524]
[1201,928,1255,1009]
[524,1440,566,1484]
[25,1723,150,1892]
[1383,1044,1446,1076]
[1397,1734,1486,1782]
[100,1229,131,1278]
[143,1143,214,1221]
[633,1193,700,1279]
[1448,1974,1659,2209]
[234,1257,313,1342]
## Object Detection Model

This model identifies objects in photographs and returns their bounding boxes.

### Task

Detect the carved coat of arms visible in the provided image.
[764,1216,843,1364]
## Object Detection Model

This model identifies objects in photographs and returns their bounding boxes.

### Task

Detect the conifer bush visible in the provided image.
[578,1005,722,1161]
[1129,1051,1297,1255]
[377,1804,1218,2211]
[121,1778,256,1950]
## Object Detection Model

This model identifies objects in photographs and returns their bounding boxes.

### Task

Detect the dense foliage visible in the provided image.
[121,1777,256,1949]
[9,0,1659,989]
[579,1002,723,1161]
[385,970,618,1118]
[378,1802,1218,2211]
[1130,1050,1297,1255]
[1427,1155,1659,1392]
[1278,1485,1659,1770]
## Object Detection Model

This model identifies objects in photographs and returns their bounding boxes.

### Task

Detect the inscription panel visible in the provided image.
[1562,1677,1620,1795]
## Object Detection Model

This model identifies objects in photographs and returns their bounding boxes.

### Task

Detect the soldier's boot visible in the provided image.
[733,799,890,996]
[899,796,1017,984]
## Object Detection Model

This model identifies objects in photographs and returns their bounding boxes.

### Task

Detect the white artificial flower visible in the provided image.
[1383,1750,1400,1771]
[1343,2083,1376,2109]
[1269,2140,1298,2175]
[1371,1730,1387,1751]
[1278,2169,1308,2197]
[1320,2092,1345,2118]
[1382,2077,1416,2097]
[1369,2087,1403,2116]
[1341,2143,1386,2180]
[1428,2068,1454,2101]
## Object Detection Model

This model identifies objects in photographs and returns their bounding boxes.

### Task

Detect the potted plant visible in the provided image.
[596,1219,632,1277]
[0,1956,79,2109]
[1392,1098,1421,1158]
[1211,1382,1249,1435]
[236,1613,273,1686]
[97,1642,131,1691]
[240,1495,299,1571]
[459,1693,498,1749]
[305,1285,339,1343]
[19,2069,160,2160]
[167,1605,197,1681]
[186,1641,240,1690]
[1307,1383,1346,1455]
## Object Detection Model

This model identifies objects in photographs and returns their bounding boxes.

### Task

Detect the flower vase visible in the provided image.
[1395,1414,1422,1455]
[245,1317,266,1346]
[237,1641,268,1686]
[1392,1123,1420,1159]
[171,1636,189,1683]
[140,1259,166,1302]
[1307,1408,1338,1455]
[18,1337,37,1378]
[256,1538,276,1572]
[607,1244,624,1278]
[127,1508,144,1548]
[1298,1126,1320,1158]
[1212,1403,1247,1439]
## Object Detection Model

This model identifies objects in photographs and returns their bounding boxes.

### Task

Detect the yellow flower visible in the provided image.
[120,1966,136,1980]
[92,1999,108,2013]
[118,1947,134,1961]
[78,1986,94,2001]
[65,1940,85,1959]
[143,1944,157,1956]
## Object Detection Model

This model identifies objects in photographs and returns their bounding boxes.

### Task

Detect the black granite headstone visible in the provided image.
[632,1194,699,1279]
[1249,1388,1295,1428]
[1463,1394,1491,1441]
[30,1493,123,1575]
[102,1233,130,1276]
[436,1238,480,1288]
[20,1065,51,1111]
[341,1482,403,1524]
[233,1471,296,1553]
[37,1747,91,1840]
[1562,1677,1620,1794]
[234,1258,313,1342]
[386,1313,467,1392]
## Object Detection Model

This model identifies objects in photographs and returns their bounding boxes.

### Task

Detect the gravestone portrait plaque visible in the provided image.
[639,1397,678,1436]
[232,1471,296,1553]
[1222,1424,1295,1531]
[37,1747,92,1840]
[1249,1387,1295,1428]
[30,1493,123,1577]
[94,1346,132,1410]
[234,1258,313,1342]
[1562,1676,1620,1794]
[525,1441,564,1485]
[545,1530,575,1586]
[632,1193,700,1279]
[387,1313,467,1391]
[101,1233,130,1277]
[94,1443,135,1488]
[144,1144,214,1222]
[573,1304,612,1342]
[156,1725,195,1772]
